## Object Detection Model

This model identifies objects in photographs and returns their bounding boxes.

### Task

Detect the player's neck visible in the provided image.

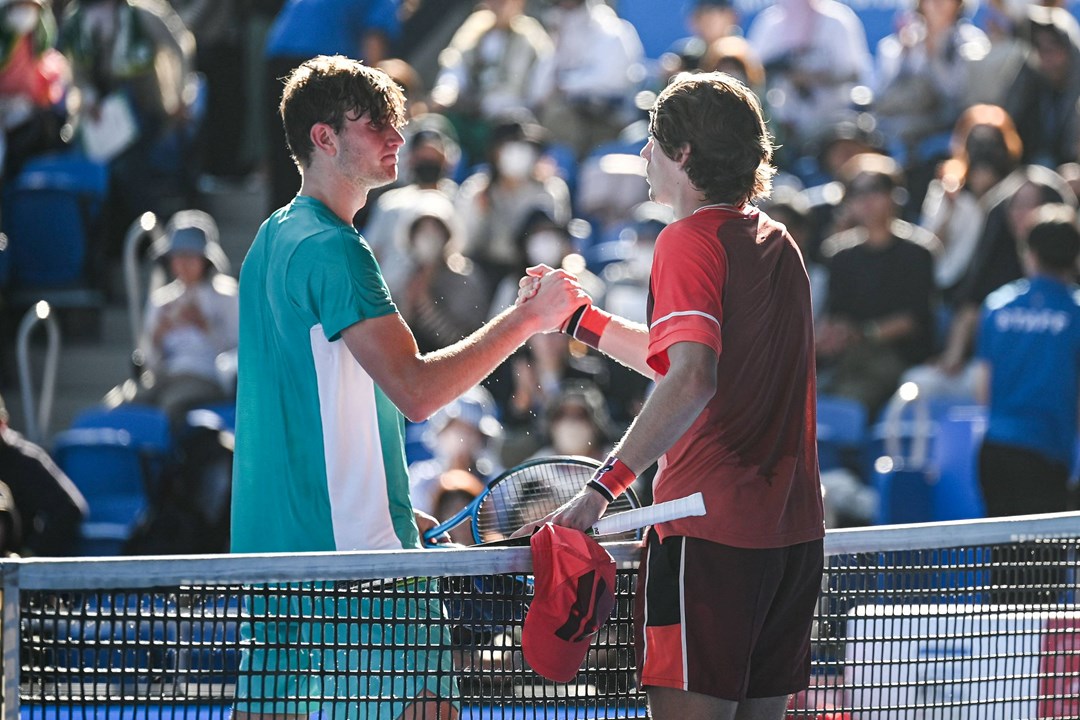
[298,167,369,225]
[671,189,713,220]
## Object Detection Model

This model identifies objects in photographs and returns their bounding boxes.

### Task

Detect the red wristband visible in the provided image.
[562,304,612,349]
[587,456,636,502]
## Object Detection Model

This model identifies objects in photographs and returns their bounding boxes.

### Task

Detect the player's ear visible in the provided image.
[310,122,337,156]
[674,143,691,167]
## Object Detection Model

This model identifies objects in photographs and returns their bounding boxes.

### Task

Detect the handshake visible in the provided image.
[516,263,616,345]
[514,264,588,333]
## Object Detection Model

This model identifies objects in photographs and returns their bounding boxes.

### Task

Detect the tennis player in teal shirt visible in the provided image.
[231,55,588,719]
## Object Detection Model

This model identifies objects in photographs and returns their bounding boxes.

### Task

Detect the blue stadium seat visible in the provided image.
[0,152,108,310]
[816,394,868,473]
[871,397,987,524]
[933,404,987,521]
[72,403,172,450]
[52,428,153,555]
[56,404,173,555]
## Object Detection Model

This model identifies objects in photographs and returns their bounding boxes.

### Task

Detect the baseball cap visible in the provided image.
[523,523,616,683]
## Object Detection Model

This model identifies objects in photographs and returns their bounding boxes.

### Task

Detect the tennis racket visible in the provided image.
[422,456,639,546]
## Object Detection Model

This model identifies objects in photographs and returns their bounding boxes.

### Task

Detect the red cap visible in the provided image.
[523,523,617,683]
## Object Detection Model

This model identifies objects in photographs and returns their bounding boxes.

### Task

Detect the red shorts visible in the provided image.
[634,530,823,701]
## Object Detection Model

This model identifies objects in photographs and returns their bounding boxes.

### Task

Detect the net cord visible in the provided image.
[4,511,1080,591]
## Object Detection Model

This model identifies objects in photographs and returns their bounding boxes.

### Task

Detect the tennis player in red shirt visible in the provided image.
[516,72,825,719]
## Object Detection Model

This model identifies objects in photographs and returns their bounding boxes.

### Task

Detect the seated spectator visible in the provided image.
[456,112,571,288]
[974,203,1080,518]
[817,154,941,417]
[799,119,886,253]
[409,386,504,515]
[935,164,1075,382]
[874,0,989,163]
[919,104,1023,308]
[1004,5,1080,168]
[0,0,70,178]
[428,0,553,164]
[700,35,765,93]
[746,0,873,162]
[487,208,596,315]
[657,0,741,81]
[60,0,198,248]
[0,392,88,556]
[397,194,490,353]
[431,469,485,545]
[689,0,740,46]
[360,116,462,299]
[531,380,617,461]
[132,210,238,431]
[536,0,645,159]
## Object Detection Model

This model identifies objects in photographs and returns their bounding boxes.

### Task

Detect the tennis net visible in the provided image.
[5,511,1080,719]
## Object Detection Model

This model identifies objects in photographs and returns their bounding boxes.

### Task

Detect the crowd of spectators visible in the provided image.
[4,0,1080,549]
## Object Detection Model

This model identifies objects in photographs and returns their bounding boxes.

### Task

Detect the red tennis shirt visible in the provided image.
[646,204,824,549]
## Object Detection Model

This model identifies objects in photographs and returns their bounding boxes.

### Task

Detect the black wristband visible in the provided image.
[563,304,588,338]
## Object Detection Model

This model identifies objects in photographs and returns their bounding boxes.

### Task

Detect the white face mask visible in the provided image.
[5,5,40,36]
[550,419,596,456]
[497,142,536,180]
[525,231,566,267]
[411,229,446,265]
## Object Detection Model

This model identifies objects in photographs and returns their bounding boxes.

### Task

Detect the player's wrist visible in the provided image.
[562,303,612,349]
[587,455,636,503]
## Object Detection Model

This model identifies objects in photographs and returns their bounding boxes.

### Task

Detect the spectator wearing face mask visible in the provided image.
[359,115,462,300]
[487,207,598,315]
[408,385,504,516]
[398,193,490,353]
[428,0,554,164]
[531,380,617,461]
[456,112,571,289]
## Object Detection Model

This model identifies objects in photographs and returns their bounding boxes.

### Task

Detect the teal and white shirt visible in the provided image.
[231,196,420,553]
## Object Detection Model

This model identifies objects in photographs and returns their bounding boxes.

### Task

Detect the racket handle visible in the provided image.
[591,492,706,536]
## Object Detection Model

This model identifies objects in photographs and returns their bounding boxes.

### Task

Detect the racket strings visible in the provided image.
[474,461,638,543]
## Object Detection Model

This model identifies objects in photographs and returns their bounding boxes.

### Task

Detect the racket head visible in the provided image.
[471,455,640,544]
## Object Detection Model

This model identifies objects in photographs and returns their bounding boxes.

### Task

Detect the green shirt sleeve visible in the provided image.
[286,228,397,341]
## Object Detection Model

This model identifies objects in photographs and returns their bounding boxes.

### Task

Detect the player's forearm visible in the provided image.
[597,315,654,379]
[564,304,653,378]
[402,306,541,419]
[611,347,717,475]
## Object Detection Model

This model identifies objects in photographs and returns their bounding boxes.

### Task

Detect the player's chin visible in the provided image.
[369,166,399,189]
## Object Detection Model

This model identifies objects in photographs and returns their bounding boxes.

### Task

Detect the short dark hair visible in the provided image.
[279,55,407,168]
[648,71,776,205]
[1026,204,1080,272]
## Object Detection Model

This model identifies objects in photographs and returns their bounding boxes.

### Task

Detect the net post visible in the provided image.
[0,562,18,720]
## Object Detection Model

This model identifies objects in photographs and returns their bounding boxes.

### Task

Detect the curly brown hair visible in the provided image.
[649,71,776,205]
[280,55,407,169]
